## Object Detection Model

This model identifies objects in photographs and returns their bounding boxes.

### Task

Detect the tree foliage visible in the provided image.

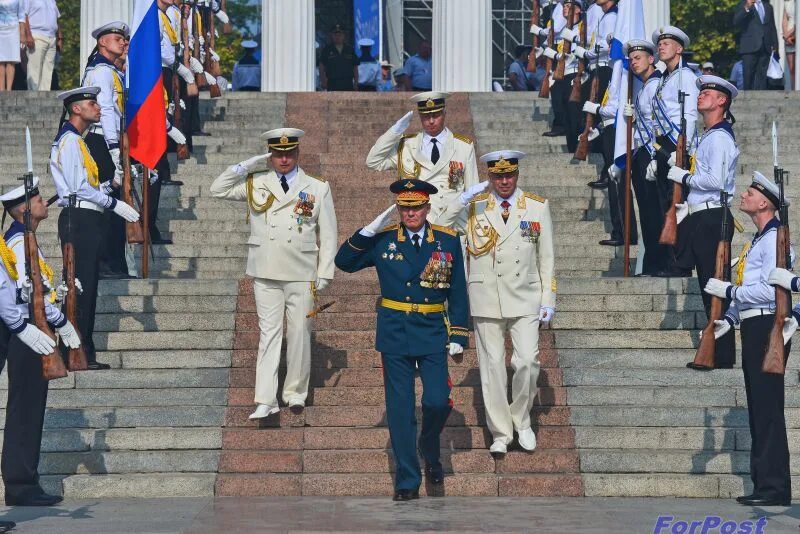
[56,0,80,90]
[672,0,741,78]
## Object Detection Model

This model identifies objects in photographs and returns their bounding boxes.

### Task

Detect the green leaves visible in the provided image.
[673,0,741,77]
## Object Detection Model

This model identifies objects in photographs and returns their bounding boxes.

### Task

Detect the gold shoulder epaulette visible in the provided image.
[402,133,416,139]
[524,192,546,203]
[306,173,327,183]
[430,224,457,236]
[378,224,399,233]
[453,133,473,144]
[470,193,491,203]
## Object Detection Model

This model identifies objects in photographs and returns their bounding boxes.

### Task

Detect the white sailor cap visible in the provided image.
[652,26,690,49]
[410,91,449,114]
[381,60,394,68]
[702,61,715,70]
[91,21,130,40]
[563,0,584,8]
[480,150,526,174]
[357,38,374,48]
[241,40,258,49]
[260,128,305,151]
[0,177,40,210]
[624,39,656,56]
[751,171,790,208]
[696,75,738,100]
[58,86,101,107]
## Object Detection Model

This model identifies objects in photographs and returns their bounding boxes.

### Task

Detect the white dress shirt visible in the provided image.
[421,129,448,162]
[23,0,58,37]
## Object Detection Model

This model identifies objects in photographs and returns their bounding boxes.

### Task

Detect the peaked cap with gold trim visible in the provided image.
[389,179,438,207]
[479,150,526,174]
[260,128,305,152]
[410,91,449,114]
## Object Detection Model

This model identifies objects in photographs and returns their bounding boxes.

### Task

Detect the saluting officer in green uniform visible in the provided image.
[335,179,469,501]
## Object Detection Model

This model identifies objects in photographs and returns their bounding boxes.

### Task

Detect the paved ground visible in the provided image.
[0,497,799,533]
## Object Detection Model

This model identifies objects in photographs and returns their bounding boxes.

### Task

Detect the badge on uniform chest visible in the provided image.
[420,248,453,289]
[520,221,540,243]
[448,161,465,189]
[294,192,315,230]
[381,242,405,261]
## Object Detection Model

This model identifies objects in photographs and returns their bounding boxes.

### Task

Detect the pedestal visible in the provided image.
[262,0,315,92]
[432,0,491,92]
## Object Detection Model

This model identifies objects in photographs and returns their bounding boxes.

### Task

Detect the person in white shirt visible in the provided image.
[22,0,58,90]
[0,0,26,90]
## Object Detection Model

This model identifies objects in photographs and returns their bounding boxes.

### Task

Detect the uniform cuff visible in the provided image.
[448,327,469,349]
[50,314,67,329]
[726,286,735,300]
[8,318,26,334]
[792,277,800,292]
[107,197,117,210]
[348,230,374,251]
[107,142,120,150]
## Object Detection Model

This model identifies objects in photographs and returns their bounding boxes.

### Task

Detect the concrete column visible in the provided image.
[384,0,404,69]
[262,0,315,92]
[432,0,491,92]
[644,0,670,38]
[80,0,133,75]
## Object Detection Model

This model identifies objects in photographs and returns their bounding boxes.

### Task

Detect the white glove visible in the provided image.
[55,282,68,302]
[19,277,31,303]
[109,148,122,173]
[668,151,676,167]
[177,63,196,84]
[623,103,634,118]
[561,27,578,42]
[460,181,490,206]
[783,316,799,345]
[676,202,689,225]
[198,35,205,46]
[704,319,732,340]
[149,169,159,185]
[572,44,588,59]
[582,101,600,115]
[534,47,544,59]
[112,200,140,223]
[210,49,220,62]
[530,23,545,35]
[75,278,83,294]
[448,342,464,356]
[179,99,186,110]
[204,71,218,86]
[645,159,658,182]
[216,76,229,91]
[539,307,555,323]
[17,323,56,355]
[189,56,204,74]
[235,153,271,174]
[215,10,229,24]
[548,76,556,88]
[587,127,600,142]
[168,126,187,145]
[315,278,331,292]
[667,166,688,184]
[390,111,414,135]
[608,164,622,181]
[361,205,397,237]
[768,267,798,291]
[57,320,81,349]
[542,48,558,60]
[704,278,732,299]
[168,102,175,116]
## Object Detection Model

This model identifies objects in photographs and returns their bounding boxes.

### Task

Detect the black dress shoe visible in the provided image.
[99,270,128,280]
[738,495,790,506]
[160,180,184,186]
[654,269,692,278]
[686,362,714,371]
[0,520,15,532]
[425,464,444,485]
[736,494,756,504]
[87,361,111,370]
[542,128,565,137]
[192,130,211,136]
[599,238,623,246]
[150,238,173,245]
[392,489,419,501]
[588,178,609,189]
[6,492,63,506]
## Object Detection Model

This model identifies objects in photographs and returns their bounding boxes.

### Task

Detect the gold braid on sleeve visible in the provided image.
[397,137,421,179]
[465,202,497,257]
[246,173,275,222]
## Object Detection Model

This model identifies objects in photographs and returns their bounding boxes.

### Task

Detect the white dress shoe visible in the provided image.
[287,398,305,408]
[489,439,508,454]
[517,427,537,451]
[248,404,279,420]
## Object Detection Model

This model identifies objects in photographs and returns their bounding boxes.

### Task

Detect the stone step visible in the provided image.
[59,473,216,498]
[34,427,222,452]
[567,406,800,428]
[574,426,800,452]
[39,449,219,475]
[579,449,800,475]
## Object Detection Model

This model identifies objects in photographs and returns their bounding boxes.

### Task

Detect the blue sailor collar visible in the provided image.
[53,122,80,145]
[638,70,662,84]
[606,5,619,14]
[87,53,118,70]
[705,120,735,141]
[4,220,25,243]
[752,217,781,245]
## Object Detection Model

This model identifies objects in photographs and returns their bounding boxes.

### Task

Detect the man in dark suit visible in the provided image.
[734,0,779,90]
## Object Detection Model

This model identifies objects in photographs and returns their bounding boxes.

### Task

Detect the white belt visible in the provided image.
[588,61,610,71]
[688,201,723,215]
[740,308,774,320]
[75,200,104,213]
[88,125,104,136]
[601,118,614,128]
[565,66,579,76]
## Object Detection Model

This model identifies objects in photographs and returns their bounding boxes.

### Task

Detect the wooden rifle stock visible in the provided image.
[764,205,790,374]
[203,3,222,98]
[180,3,199,98]
[191,3,207,89]
[171,8,189,160]
[573,46,598,161]
[25,225,67,380]
[121,120,145,244]
[568,13,587,103]
[553,2,575,81]
[220,0,231,34]
[659,131,685,245]
[527,0,540,72]
[63,240,87,371]
[538,26,554,98]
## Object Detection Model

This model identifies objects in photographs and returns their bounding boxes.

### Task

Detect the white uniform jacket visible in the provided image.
[210,165,337,282]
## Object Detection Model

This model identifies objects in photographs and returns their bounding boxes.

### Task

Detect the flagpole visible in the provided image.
[623,66,634,277]
[142,168,150,279]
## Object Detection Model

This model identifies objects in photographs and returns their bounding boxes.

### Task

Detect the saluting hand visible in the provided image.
[361,205,397,237]
[391,111,414,135]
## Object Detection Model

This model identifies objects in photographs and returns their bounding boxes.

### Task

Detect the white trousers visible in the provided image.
[253,278,314,406]
[26,34,56,91]
[474,314,541,444]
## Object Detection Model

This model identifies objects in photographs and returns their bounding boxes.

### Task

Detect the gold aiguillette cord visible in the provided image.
[306,281,336,318]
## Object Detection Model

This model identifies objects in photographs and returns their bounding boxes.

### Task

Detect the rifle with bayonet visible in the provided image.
[764,122,791,375]
[690,190,731,371]
[120,85,145,244]
[21,128,67,381]
[202,0,222,98]
[574,41,600,161]
[180,1,199,98]
[539,20,555,98]
[568,8,587,103]
[171,3,190,160]
[63,164,88,371]
[554,1,576,81]
[659,59,686,245]
[190,1,208,89]
[528,0,541,72]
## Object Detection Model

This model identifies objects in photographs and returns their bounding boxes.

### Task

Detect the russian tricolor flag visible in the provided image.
[127,0,167,169]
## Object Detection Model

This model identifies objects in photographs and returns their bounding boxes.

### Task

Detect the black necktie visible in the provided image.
[280,175,289,193]
[430,138,440,165]
[412,234,421,251]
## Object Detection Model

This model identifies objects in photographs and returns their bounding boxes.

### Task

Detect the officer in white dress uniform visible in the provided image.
[366,92,479,227]
[441,151,556,454]
[704,172,794,506]
[210,129,338,420]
